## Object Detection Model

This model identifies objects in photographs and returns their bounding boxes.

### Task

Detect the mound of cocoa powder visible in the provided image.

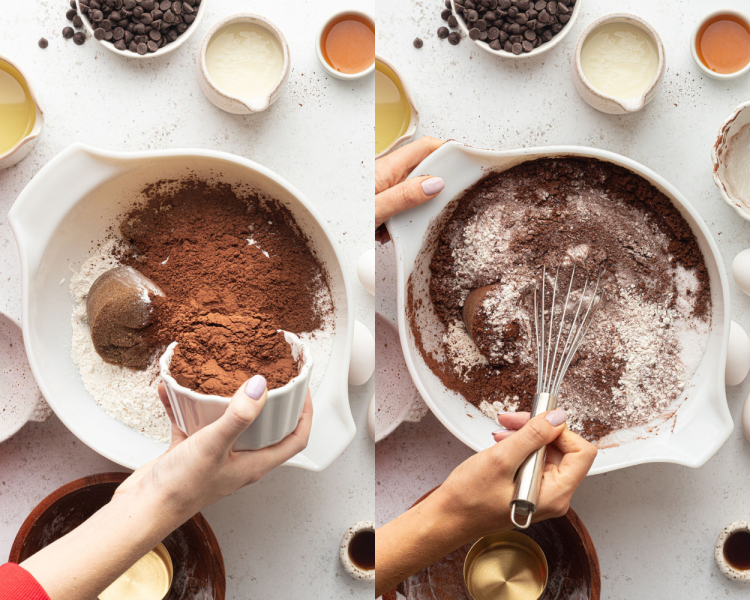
[115,176,330,395]
[410,157,711,441]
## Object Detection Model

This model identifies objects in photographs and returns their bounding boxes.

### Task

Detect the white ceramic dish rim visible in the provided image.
[159,332,313,406]
[75,0,206,59]
[0,310,46,443]
[450,0,582,59]
[387,141,732,476]
[8,143,355,472]
[199,13,291,113]
[573,13,665,113]
[374,55,420,160]
[711,100,750,222]
[373,311,422,443]
[0,54,44,164]
[315,10,375,81]
[690,9,750,81]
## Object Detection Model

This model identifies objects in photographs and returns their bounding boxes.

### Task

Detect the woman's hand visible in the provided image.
[117,376,314,521]
[375,409,596,597]
[435,409,596,543]
[375,137,445,242]
[22,376,312,600]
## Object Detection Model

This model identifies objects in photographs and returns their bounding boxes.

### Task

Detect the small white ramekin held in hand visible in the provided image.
[159,331,313,451]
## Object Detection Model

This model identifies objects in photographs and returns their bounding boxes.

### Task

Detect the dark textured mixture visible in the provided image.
[113,177,329,395]
[409,157,711,441]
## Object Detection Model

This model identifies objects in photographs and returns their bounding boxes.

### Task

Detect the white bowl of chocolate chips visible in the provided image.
[387,141,731,475]
[9,143,356,471]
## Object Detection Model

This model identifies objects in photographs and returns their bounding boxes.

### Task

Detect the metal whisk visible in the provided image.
[510,262,604,529]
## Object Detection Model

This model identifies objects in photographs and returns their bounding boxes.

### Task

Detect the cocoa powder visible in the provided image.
[115,177,330,395]
[410,158,712,441]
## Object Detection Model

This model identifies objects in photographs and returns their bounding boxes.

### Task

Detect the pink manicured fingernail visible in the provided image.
[493,429,515,439]
[545,409,567,426]
[421,177,445,196]
[245,375,267,400]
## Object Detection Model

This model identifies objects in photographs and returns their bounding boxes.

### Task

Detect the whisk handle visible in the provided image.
[509,392,558,529]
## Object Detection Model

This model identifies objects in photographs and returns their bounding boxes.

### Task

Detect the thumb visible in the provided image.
[497,409,567,470]
[203,375,268,454]
[375,175,445,227]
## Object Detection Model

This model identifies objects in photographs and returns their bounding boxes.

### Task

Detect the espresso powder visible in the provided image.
[117,177,330,395]
[408,158,712,441]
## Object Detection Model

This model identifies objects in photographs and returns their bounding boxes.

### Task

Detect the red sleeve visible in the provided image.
[0,564,50,600]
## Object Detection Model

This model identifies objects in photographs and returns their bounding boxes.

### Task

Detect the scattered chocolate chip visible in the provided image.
[413,37,424,48]
[441,9,452,20]
[62,26,75,39]
[66,8,77,21]
[38,37,49,48]
[70,0,77,8]
[448,15,458,27]
[437,26,449,39]
[73,31,86,45]
[448,31,461,45]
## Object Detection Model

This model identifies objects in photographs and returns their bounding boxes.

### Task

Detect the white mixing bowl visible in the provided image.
[9,144,355,472]
[387,141,731,475]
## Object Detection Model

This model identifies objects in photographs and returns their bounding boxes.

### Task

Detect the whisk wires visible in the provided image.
[533,263,604,396]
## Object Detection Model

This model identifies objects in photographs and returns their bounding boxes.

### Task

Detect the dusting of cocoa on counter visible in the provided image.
[116,177,330,395]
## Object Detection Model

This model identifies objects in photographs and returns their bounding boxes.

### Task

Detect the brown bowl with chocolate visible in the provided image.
[383,485,600,600]
[9,472,225,600]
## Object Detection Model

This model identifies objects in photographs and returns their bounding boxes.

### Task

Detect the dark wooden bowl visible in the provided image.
[383,485,600,600]
[8,472,226,600]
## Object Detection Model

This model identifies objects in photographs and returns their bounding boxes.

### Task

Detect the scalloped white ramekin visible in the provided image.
[160,332,313,451]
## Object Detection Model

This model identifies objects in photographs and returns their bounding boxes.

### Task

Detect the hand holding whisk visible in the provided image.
[509,263,605,528]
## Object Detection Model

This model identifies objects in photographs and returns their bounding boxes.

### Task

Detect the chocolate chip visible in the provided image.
[511,41,522,54]
[547,1,557,14]
[63,26,75,38]
[448,31,461,44]
[489,39,501,50]
[522,40,534,52]
[183,13,195,24]
[134,23,146,34]
[38,37,49,48]
[73,15,83,27]
[73,31,86,44]
[143,0,155,9]
[535,0,546,9]
[182,2,194,14]
[149,29,161,41]
[66,8,77,20]
[136,41,147,54]
[175,22,188,34]
[442,8,452,20]
[524,29,536,41]
[70,0,77,7]
[129,40,137,51]
[488,26,500,40]
[114,38,126,50]
[163,9,175,23]
[476,19,487,30]
[124,30,134,42]
[448,15,458,27]
[413,37,424,48]
[147,40,159,52]
[133,6,143,18]
[437,26,449,38]
[94,27,105,39]
[160,0,171,10]
[446,0,452,7]
[538,9,550,23]
[469,27,480,39]
[558,13,570,24]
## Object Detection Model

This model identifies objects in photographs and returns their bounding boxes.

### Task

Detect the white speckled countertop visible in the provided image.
[377,1,750,598]
[0,1,373,598]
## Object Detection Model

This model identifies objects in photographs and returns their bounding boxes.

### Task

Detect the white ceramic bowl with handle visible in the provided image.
[160,332,313,451]
[8,143,355,471]
[387,141,731,475]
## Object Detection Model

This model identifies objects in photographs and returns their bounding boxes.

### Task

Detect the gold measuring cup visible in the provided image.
[464,532,548,600]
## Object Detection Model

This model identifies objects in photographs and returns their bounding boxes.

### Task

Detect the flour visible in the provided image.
[70,239,171,443]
